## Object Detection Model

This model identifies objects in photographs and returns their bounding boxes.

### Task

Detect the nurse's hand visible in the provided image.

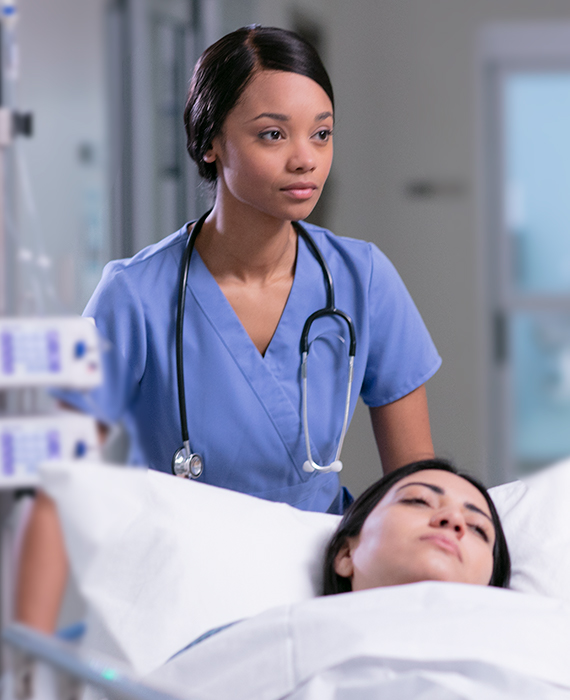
[16,492,68,633]
[370,384,435,474]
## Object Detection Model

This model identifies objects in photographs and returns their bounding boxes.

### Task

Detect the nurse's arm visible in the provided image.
[369,384,435,474]
[16,492,68,633]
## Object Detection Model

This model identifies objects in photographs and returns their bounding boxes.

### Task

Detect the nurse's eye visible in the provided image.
[259,129,283,141]
[313,129,333,142]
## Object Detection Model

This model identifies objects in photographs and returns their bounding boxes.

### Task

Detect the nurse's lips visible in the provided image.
[280,182,318,199]
[420,534,462,561]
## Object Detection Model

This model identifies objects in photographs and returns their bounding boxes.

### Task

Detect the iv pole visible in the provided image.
[0,0,33,675]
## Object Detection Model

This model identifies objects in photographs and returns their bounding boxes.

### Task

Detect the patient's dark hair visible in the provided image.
[322,459,511,595]
[184,25,334,184]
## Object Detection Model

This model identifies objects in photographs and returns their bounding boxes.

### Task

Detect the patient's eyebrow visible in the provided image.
[396,482,444,495]
[464,503,493,523]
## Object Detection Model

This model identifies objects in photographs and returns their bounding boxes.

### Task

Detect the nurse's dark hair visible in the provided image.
[322,459,511,596]
[184,25,334,184]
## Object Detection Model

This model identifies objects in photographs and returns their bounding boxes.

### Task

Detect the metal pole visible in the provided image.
[3,623,186,700]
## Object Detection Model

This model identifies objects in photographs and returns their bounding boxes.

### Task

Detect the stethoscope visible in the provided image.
[171,211,356,479]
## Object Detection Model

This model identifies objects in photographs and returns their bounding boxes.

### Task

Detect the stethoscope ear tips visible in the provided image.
[303,460,343,473]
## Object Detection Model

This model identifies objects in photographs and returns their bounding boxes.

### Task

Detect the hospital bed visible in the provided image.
[3,457,570,699]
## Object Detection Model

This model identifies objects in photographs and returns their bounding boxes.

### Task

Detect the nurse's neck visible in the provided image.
[196,201,297,286]
[195,199,298,356]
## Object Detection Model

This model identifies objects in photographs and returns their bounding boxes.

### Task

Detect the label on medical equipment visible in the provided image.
[0,413,99,488]
[0,316,102,389]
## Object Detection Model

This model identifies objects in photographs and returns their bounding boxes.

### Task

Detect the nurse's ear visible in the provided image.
[334,539,356,579]
[203,146,216,164]
[203,134,225,164]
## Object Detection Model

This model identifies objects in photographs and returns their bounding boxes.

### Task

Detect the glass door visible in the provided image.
[502,71,570,475]
[484,56,570,481]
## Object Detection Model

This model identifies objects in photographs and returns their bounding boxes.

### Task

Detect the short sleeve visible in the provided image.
[360,244,441,407]
[53,262,147,426]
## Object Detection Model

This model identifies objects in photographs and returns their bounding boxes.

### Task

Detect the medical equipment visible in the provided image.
[0,317,102,389]
[0,414,98,486]
[172,212,356,480]
[0,316,102,685]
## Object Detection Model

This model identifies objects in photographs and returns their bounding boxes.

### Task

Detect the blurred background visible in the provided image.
[4,0,570,495]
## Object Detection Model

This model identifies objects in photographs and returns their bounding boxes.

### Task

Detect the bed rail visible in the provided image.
[2,623,183,700]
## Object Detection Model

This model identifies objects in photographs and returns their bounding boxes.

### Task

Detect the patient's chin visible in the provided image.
[406,545,493,588]
[385,558,484,588]
[351,545,493,591]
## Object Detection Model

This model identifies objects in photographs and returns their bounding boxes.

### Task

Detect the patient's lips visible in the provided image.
[419,534,462,562]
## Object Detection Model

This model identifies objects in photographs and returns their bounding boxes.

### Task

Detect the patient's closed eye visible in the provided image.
[401,497,430,506]
[397,485,438,507]
[469,523,490,542]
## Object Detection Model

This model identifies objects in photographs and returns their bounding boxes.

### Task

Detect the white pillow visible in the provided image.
[39,461,340,674]
[489,458,570,604]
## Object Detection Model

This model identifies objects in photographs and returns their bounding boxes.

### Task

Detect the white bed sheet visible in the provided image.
[147,582,570,700]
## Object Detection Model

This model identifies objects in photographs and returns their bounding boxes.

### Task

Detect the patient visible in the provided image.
[322,459,511,595]
[176,459,510,655]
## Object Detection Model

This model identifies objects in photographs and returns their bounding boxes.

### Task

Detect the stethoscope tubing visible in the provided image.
[175,211,209,447]
[301,352,354,472]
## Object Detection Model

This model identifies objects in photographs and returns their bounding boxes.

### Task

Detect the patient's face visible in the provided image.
[335,470,496,590]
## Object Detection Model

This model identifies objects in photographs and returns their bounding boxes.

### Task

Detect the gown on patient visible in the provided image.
[57,222,441,513]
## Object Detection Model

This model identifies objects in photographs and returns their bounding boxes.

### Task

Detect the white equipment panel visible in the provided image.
[0,317,102,389]
[0,413,99,489]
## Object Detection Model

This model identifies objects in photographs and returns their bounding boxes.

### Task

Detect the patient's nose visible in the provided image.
[430,508,465,538]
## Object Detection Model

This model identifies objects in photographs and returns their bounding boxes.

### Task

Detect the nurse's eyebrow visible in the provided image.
[251,112,290,122]
[251,111,333,122]
[396,483,494,523]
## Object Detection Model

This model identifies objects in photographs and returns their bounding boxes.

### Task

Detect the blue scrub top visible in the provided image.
[58,222,441,513]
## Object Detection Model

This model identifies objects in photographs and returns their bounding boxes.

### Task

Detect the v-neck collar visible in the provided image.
[190,232,310,361]
[186,232,328,469]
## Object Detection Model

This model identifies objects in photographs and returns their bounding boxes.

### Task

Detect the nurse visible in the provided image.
[18,25,440,630]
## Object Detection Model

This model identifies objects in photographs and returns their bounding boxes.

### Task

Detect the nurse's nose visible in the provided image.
[429,507,466,539]
[287,139,316,172]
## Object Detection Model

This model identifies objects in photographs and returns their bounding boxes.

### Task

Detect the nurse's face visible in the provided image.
[334,471,496,590]
[204,70,334,222]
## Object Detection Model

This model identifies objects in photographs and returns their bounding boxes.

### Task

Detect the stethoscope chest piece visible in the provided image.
[172,446,204,479]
